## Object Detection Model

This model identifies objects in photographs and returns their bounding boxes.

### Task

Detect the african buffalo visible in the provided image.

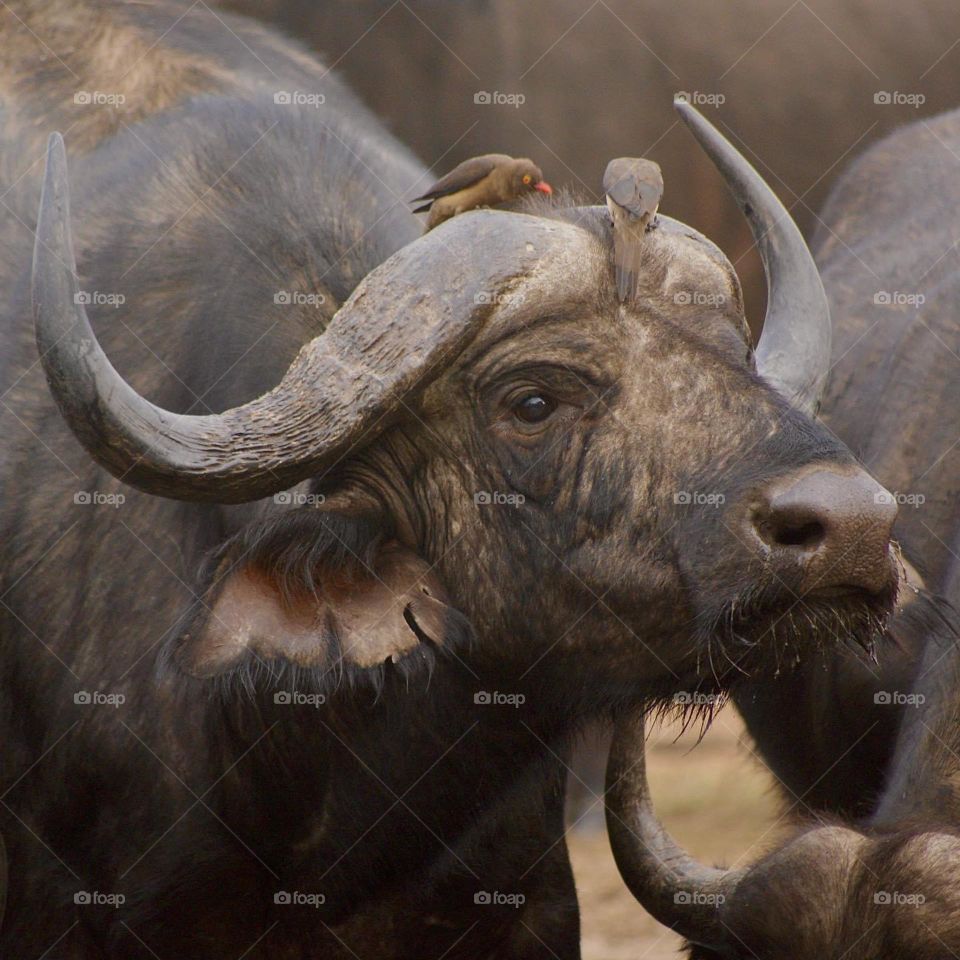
[217,0,960,320]
[732,104,960,817]
[607,107,960,957]
[2,1,900,956]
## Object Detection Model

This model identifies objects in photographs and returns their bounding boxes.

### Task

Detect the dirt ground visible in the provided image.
[567,709,786,959]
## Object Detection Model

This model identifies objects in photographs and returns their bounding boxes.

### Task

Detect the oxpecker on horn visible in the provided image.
[604,157,664,303]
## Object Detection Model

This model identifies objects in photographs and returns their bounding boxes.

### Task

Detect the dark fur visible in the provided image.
[688,594,960,960]
[0,2,910,957]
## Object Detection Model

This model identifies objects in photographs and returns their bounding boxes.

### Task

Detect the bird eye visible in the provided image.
[513,393,557,424]
[522,174,532,185]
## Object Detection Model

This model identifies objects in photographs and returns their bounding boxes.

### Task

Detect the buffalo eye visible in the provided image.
[513,393,557,424]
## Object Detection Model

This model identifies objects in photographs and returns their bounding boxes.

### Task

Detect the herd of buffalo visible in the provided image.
[1,1,959,957]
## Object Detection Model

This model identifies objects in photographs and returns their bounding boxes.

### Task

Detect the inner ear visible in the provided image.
[177,510,468,679]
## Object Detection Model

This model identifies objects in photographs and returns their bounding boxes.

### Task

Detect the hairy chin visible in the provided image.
[692,580,899,687]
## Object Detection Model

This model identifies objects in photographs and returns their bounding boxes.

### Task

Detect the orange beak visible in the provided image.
[534,181,553,195]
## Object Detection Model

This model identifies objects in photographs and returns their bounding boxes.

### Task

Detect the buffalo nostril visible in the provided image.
[750,467,897,595]
[768,518,825,549]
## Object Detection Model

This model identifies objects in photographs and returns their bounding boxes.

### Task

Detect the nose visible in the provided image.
[751,468,897,595]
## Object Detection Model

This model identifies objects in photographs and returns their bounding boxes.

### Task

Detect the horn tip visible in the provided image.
[44,132,67,178]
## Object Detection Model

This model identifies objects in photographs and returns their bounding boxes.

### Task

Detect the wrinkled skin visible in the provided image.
[0,1,899,957]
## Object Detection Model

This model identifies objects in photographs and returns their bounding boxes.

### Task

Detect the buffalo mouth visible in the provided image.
[692,569,899,686]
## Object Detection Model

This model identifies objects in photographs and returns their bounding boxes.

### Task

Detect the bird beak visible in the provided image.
[534,181,553,195]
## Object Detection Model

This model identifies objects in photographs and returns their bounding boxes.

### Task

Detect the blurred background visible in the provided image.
[219,0,959,330]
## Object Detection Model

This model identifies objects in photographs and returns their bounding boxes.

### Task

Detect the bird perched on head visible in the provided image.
[412,154,553,230]
[603,157,664,303]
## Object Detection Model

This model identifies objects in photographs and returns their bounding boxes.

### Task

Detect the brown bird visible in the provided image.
[412,154,553,230]
[603,157,664,302]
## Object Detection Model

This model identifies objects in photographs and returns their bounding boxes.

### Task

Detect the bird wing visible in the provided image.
[410,155,510,203]
[603,159,663,220]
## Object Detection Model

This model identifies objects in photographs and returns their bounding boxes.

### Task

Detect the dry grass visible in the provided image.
[568,708,787,959]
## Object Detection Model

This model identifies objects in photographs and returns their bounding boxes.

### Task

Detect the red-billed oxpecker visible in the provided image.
[604,157,664,302]
[411,153,552,230]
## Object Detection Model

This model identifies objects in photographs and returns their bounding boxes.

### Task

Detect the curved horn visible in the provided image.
[605,706,743,948]
[32,134,540,503]
[675,99,830,416]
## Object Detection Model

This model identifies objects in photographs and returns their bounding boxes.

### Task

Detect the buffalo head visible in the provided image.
[31,102,897,699]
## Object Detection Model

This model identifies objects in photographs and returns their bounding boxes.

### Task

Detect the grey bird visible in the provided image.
[603,157,664,302]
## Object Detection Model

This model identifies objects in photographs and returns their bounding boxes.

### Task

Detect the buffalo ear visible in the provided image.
[178,516,466,678]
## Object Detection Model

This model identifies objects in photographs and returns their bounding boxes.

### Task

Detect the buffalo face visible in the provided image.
[31,105,897,698]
